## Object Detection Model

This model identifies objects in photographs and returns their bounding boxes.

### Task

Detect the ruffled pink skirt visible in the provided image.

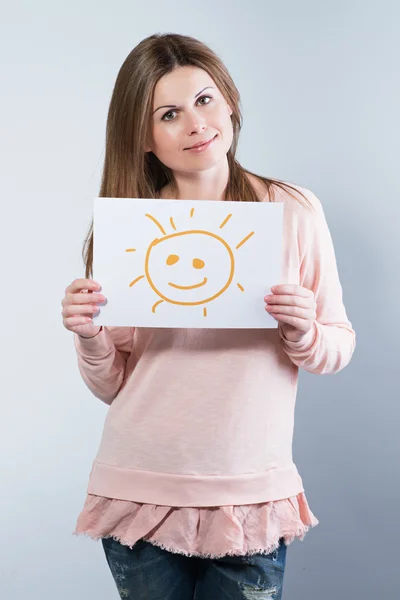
[73,491,319,559]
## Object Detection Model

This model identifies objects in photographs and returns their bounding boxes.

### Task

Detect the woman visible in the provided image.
[62,33,356,600]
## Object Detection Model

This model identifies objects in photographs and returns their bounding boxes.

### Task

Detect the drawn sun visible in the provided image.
[125,207,254,317]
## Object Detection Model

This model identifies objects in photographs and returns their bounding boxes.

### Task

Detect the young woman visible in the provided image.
[62,33,356,600]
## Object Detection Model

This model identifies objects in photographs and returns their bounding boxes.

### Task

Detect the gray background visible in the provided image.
[1,1,398,598]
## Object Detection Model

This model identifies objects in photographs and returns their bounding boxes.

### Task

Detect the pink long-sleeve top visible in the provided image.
[73,182,355,558]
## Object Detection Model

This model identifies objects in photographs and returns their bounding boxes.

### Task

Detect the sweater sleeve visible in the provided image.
[278,191,356,375]
[74,326,134,404]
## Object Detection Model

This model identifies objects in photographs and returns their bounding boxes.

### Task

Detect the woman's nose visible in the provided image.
[186,110,207,133]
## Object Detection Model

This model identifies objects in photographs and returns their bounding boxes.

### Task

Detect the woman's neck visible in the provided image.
[160,159,230,201]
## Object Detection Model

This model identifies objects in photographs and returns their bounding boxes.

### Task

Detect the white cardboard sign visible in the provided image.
[92,198,283,329]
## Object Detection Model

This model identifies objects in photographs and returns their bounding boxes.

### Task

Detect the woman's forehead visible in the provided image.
[152,67,216,102]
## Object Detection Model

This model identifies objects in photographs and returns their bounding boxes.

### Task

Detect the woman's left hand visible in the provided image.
[264,284,317,342]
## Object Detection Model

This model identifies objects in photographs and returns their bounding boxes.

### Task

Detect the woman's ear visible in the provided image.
[228,104,233,116]
[144,132,153,153]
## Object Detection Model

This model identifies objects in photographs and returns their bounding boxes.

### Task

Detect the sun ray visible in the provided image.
[146,213,166,235]
[236,231,254,249]
[219,213,232,229]
[170,216,176,230]
[190,208,195,217]
[125,248,136,252]
[152,299,164,313]
[237,283,244,292]
[203,307,207,317]
[129,274,145,287]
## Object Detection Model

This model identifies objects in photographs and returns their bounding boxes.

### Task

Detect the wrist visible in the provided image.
[281,330,305,342]
[78,326,103,339]
[279,322,317,351]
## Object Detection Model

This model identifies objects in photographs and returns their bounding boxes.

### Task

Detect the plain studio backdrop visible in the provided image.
[1,1,398,598]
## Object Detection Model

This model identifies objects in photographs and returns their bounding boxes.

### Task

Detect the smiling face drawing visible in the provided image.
[145,230,234,306]
[126,209,254,317]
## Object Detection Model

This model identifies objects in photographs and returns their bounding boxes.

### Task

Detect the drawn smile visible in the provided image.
[168,277,208,290]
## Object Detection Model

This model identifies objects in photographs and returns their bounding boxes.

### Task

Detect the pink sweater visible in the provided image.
[73,183,355,557]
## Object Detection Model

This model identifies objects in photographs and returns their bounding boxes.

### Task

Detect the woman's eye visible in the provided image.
[163,110,176,121]
[198,95,212,105]
[161,95,212,121]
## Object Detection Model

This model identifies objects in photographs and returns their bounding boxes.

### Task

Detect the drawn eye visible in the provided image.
[166,254,179,265]
[193,258,205,269]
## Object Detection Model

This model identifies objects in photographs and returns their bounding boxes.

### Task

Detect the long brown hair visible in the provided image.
[83,33,312,278]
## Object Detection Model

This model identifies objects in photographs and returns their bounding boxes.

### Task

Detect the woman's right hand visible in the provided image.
[62,278,106,338]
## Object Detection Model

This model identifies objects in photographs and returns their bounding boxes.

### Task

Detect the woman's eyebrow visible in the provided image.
[152,86,215,115]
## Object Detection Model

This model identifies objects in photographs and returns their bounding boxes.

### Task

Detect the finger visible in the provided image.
[62,304,100,318]
[64,316,94,328]
[265,294,312,308]
[67,292,105,305]
[265,312,310,330]
[271,285,313,298]
[265,304,314,320]
[66,279,101,295]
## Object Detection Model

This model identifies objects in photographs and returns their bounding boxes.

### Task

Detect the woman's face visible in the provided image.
[146,66,233,173]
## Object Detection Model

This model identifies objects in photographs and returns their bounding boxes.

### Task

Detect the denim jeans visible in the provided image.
[101,536,287,599]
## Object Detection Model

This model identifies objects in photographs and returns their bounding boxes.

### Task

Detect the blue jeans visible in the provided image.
[101,536,287,599]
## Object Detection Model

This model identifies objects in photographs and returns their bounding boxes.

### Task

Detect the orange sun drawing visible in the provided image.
[125,208,254,317]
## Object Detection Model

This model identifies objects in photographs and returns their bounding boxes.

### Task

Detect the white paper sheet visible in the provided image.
[92,198,283,329]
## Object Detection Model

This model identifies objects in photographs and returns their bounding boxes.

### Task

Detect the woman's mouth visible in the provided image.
[185,134,217,152]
